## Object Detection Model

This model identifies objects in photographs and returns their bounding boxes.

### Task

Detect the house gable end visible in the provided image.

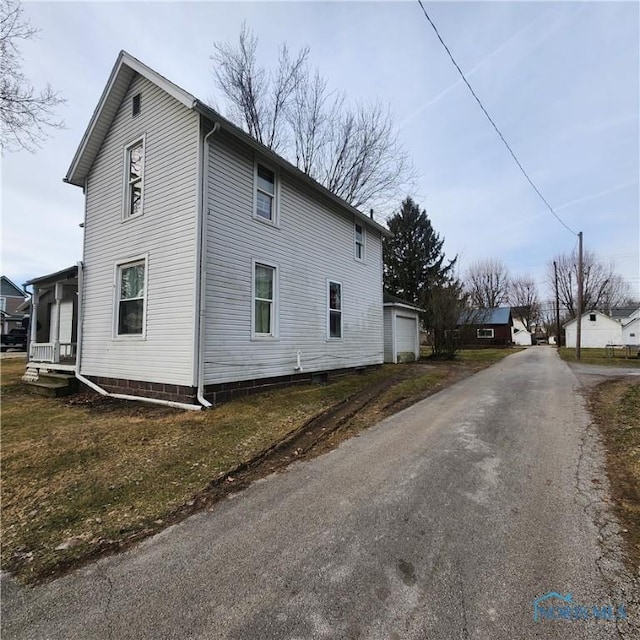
[66,51,196,187]
[1,276,26,298]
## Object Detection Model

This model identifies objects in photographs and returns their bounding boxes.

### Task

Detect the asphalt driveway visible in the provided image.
[2,347,637,639]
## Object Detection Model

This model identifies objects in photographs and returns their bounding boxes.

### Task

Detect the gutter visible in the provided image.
[74,261,202,411]
[194,122,221,409]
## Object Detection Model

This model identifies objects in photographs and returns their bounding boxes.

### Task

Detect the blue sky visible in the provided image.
[2,0,639,301]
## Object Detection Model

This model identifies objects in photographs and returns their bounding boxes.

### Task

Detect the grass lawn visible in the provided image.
[559,347,640,367]
[588,379,640,570]
[421,346,524,366]
[1,348,517,583]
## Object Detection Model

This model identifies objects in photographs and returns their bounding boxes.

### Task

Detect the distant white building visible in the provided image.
[511,318,533,346]
[564,309,640,348]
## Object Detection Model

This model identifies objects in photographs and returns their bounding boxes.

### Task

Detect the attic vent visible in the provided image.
[589,314,596,322]
[132,93,141,117]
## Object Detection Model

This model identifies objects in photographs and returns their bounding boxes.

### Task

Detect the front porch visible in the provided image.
[24,265,79,373]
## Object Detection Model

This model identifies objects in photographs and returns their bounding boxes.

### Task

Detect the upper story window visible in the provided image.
[132,93,141,117]
[589,314,596,322]
[124,138,144,219]
[253,262,277,337]
[354,223,365,261]
[328,280,342,339]
[0,297,6,312]
[255,162,277,224]
[116,259,146,336]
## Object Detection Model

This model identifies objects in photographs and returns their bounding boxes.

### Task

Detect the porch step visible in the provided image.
[24,371,78,397]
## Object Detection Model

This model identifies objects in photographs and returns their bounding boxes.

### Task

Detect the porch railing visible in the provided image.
[29,342,77,364]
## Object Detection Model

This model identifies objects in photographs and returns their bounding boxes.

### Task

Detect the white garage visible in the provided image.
[383,295,421,363]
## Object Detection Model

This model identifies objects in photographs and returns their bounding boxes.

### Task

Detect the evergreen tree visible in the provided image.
[383,196,456,307]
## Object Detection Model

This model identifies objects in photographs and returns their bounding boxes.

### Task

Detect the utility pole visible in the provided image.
[576,231,583,361]
[554,261,561,349]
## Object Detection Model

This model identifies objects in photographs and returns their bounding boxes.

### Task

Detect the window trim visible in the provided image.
[354,222,366,262]
[477,328,494,339]
[251,259,279,340]
[252,158,280,227]
[327,279,343,341]
[122,135,146,221]
[113,254,148,340]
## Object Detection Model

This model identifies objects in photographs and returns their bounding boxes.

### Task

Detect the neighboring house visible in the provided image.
[25,51,390,408]
[622,317,640,345]
[1,276,27,333]
[457,307,513,347]
[564,311,624,348]
[383,293,421,363]
[511,317,533,346]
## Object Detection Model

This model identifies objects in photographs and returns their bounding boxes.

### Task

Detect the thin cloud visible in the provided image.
[399,5,578,128]
[554,180,639,212]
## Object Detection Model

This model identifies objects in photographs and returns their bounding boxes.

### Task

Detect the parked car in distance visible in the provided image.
[1,328,27,352]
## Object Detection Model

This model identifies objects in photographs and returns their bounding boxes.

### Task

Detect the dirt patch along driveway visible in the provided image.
[1,352,503,584]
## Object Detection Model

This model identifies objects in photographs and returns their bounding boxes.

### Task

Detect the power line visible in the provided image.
[416,0,578,236]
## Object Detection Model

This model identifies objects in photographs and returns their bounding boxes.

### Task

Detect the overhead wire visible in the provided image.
[416,0,578,236]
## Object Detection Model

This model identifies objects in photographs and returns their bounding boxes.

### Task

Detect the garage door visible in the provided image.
[396,315,417,362]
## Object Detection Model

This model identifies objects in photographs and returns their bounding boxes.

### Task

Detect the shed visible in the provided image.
[383,293,421,363]
[457,307,513,347]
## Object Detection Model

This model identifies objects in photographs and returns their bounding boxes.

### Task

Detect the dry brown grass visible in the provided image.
[589,379,640,569]
[1,348,515,583]
[1,358,394,582]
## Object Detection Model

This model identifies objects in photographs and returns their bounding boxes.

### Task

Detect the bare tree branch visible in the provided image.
[547,250,630,317]
[0,0,65,153]
[465,258,510,308]
[210,25,413,214]
[508,276,541,331]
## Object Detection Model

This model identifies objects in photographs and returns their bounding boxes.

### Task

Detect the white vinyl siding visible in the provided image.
[383,307,394,362]
[204,130,384,385]
[80,73,200,385]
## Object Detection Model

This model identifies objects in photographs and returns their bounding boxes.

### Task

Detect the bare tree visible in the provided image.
[211,25,413,213]
[547,250,630,318]
[508,276,541,331]
[0,0,64,152]
[465,258,510,309]
[211,23,309,152]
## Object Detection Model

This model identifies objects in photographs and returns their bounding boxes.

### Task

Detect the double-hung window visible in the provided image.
[255,163,277,223]
[125,138,144,218]
[116,259,146,336]
[354,223,365,261]
[328,280,342,339]
[253,263,276,337]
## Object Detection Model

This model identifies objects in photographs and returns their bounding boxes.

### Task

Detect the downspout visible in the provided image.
[195,122,221,408]
[75,259,202,412]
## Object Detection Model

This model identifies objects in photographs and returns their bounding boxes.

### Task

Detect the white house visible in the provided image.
[564,311,623,348]
[511,317,533,346]
[622,317,639,345]
[25,51,390,408]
